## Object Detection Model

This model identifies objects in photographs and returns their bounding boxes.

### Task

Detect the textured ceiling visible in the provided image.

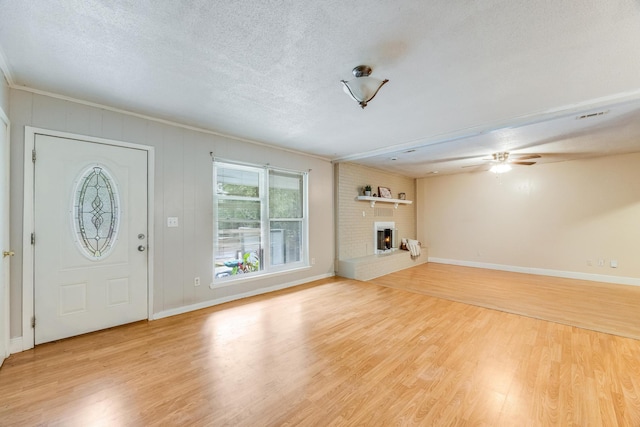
[1,1,640,177]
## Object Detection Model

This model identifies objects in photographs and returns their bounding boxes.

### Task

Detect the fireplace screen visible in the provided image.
[374,222,398,253]
[377,228,394,251]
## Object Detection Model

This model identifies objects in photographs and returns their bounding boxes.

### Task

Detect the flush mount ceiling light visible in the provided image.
[341,65,389,109]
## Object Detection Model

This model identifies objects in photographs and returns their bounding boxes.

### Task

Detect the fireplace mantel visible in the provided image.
[355,196,413,208]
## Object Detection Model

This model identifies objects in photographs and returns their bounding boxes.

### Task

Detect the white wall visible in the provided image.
[0,70,7,114]
[8,89,335,338]
[418,153,640,281]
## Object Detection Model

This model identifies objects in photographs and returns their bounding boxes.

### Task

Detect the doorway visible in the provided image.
[22,128,154,347]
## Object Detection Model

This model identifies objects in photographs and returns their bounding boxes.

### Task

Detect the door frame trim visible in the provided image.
[22,126,155,350]
[0,107,10,363]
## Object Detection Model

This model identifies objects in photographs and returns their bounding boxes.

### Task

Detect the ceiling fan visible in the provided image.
[463,151,541,173]
[489,151,540,165]
[488,152,541,173]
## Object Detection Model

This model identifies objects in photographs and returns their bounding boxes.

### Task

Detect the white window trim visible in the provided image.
[213,159,309,284]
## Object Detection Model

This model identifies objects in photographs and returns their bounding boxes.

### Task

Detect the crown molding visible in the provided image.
[12,85,331,163]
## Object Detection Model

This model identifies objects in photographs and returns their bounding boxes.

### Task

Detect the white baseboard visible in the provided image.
[10,337,23,354]
[152,273,335,320]
[429,258,640,287]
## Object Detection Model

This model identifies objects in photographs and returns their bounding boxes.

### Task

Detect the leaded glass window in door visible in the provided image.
[73,165,120,260]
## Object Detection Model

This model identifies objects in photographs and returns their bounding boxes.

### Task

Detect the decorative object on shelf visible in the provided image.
[363,185,372,196]
[378,186,392,199]
[398,192,406,200]
[341,65,389,109]
[372,193,377,197]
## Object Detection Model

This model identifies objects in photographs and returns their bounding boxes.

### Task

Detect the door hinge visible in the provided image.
[31,316,36,328]
[31,233,35,245]
[32,149,36,163]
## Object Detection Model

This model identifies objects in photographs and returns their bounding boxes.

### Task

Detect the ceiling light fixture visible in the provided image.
[489,152,512,174]
[341,65,389,109]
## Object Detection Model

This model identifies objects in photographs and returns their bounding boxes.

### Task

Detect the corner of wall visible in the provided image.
[0,66,9,117]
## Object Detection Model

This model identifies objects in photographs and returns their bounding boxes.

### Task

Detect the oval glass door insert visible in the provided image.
[73,165,120,260]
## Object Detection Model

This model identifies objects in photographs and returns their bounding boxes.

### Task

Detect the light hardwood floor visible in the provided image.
[372,262,640,340]
[1,267,640,426]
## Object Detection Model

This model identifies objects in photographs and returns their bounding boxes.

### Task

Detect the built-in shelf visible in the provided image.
[356,196,413,208]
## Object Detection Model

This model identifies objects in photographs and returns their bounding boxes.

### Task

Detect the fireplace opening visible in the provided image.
[374,222,397,254]
[377,228,393,250]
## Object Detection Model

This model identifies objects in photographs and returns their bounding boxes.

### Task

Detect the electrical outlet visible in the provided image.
[598,259,605,267]
[311,258,316,265]
[610,260,618,268]
[167,217,179,227]
[194,277,200,286]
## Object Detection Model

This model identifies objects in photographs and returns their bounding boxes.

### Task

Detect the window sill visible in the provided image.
[211,264,312,288]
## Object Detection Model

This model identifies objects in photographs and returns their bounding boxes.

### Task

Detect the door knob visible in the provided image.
[3,251,15,258]
[137,245,146,252]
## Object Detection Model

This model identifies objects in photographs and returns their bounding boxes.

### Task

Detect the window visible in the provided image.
[73,164,120,260]
[213,160,308,282]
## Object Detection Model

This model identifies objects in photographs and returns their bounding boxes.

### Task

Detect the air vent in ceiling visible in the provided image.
[576,110,609,120]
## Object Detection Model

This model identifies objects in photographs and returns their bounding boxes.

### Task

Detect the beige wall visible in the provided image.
[8,89,335,339]
[418,153,640,279]
[336,162,416,260]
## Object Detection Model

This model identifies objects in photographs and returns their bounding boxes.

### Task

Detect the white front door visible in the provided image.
[34,134,148,344]
[0,113,9,365]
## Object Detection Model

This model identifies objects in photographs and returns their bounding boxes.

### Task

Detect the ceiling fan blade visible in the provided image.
[510,154,541,160]
[512,161,536,166]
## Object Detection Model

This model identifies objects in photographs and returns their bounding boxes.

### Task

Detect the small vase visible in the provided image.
[364,191,371,196]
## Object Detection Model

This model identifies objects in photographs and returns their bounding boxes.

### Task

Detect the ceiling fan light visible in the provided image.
[490,163,512,174]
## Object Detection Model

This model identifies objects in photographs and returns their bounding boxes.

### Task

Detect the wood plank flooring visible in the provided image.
[371,262,640,340]
[1,270,640,425]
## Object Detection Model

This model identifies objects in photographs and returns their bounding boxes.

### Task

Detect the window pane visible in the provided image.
[215,225,262,278]
[270,221,302,265]
[217,199,261,221]
[73,165,120,260]
[215,178,263,278]
[269,171,302,218]
[217,167,260,197]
